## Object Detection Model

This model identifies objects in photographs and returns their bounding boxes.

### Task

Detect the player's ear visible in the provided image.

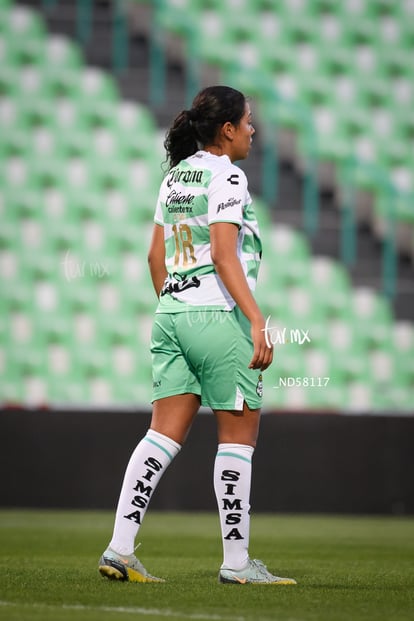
[222,121,234,141]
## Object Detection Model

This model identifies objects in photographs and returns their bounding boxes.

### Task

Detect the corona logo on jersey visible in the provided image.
[166,168,205,188]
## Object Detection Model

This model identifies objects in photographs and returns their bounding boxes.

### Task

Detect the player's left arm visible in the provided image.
[148,223,167,297]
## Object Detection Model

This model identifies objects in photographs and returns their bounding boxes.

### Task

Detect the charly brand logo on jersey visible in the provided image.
[216,197,241,213]
[166,168,204,188]
[256,374,263,398]
[226,174,240,185]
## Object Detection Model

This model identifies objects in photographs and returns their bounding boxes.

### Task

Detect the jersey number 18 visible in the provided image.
[172,223,196,268]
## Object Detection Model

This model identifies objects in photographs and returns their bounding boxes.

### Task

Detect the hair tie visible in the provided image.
[187,108,198,122]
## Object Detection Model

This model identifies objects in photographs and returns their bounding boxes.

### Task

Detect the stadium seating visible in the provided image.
[0,2,413,411]
[153,0,414,260]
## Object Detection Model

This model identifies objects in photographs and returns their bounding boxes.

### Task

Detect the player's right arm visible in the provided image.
[208,167,273,371]
[148,223,167,298]
[210,221,273,372]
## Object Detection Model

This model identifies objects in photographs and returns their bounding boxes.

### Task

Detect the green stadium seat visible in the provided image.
[260,44,297,80]
[394,349,414,394]
[57,128,94,160]
[196,24,236,68]
[343,16,378,47]
[263,225,312,295]
[338,348,371,389]
[78,66,119,102]
[0,68,19,98]
[268,224,311,262]
[47,377,88,405]
[309,257,353,319]
[351,287,393,324]
[6,36,48,67]
[30,125,62,159]
[156,0,197,39]
[380,48,413,81]
[325,319,359,359]
[0,154,34,191]
[13,64,52,100]
[345,380,375,411]
[376,13,405,47]
[10,345,46,382]
[0,33,13,66]
[43,67,84,100]
[44,34,83,69]
[0,247,18,293]
[115,100,158,155]
[0,5,46,39]
[34,312,70,348]
[17,98,54,131]
[349,289,394,351]
[372,384,413,412]
[0,126,31,159]
[392,320,414,353]
[123,282,157,315]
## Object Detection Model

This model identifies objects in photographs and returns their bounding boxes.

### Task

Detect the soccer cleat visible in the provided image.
[98,547,165,583]
[218,558,297,585]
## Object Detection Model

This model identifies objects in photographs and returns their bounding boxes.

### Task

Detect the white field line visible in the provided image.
[0,600,246,621]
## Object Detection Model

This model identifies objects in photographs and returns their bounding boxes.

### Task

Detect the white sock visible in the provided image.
[109,429,181,555]
[213,443,254,570]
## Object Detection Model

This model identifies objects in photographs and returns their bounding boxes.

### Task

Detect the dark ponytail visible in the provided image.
[163,109,198,170]
[164,85,246,169]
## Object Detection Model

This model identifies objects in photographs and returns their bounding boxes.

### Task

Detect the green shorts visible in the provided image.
[150,306,263,411]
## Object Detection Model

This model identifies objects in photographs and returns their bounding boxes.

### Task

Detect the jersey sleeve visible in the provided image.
[153,192,164,226]
[207,166,248,227]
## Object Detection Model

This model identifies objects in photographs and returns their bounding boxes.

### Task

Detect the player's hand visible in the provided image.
[249,319,273,371]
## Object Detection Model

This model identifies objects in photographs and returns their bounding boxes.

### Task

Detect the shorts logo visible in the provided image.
[153,380,161,388]
[256,374,263,398]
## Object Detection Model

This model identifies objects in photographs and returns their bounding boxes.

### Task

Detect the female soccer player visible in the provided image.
[99,85,296,585]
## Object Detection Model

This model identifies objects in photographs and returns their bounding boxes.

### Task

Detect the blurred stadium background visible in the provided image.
[1,0,413,513]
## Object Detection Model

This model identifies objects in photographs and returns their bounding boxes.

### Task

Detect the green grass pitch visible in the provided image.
[0,510,413,621]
